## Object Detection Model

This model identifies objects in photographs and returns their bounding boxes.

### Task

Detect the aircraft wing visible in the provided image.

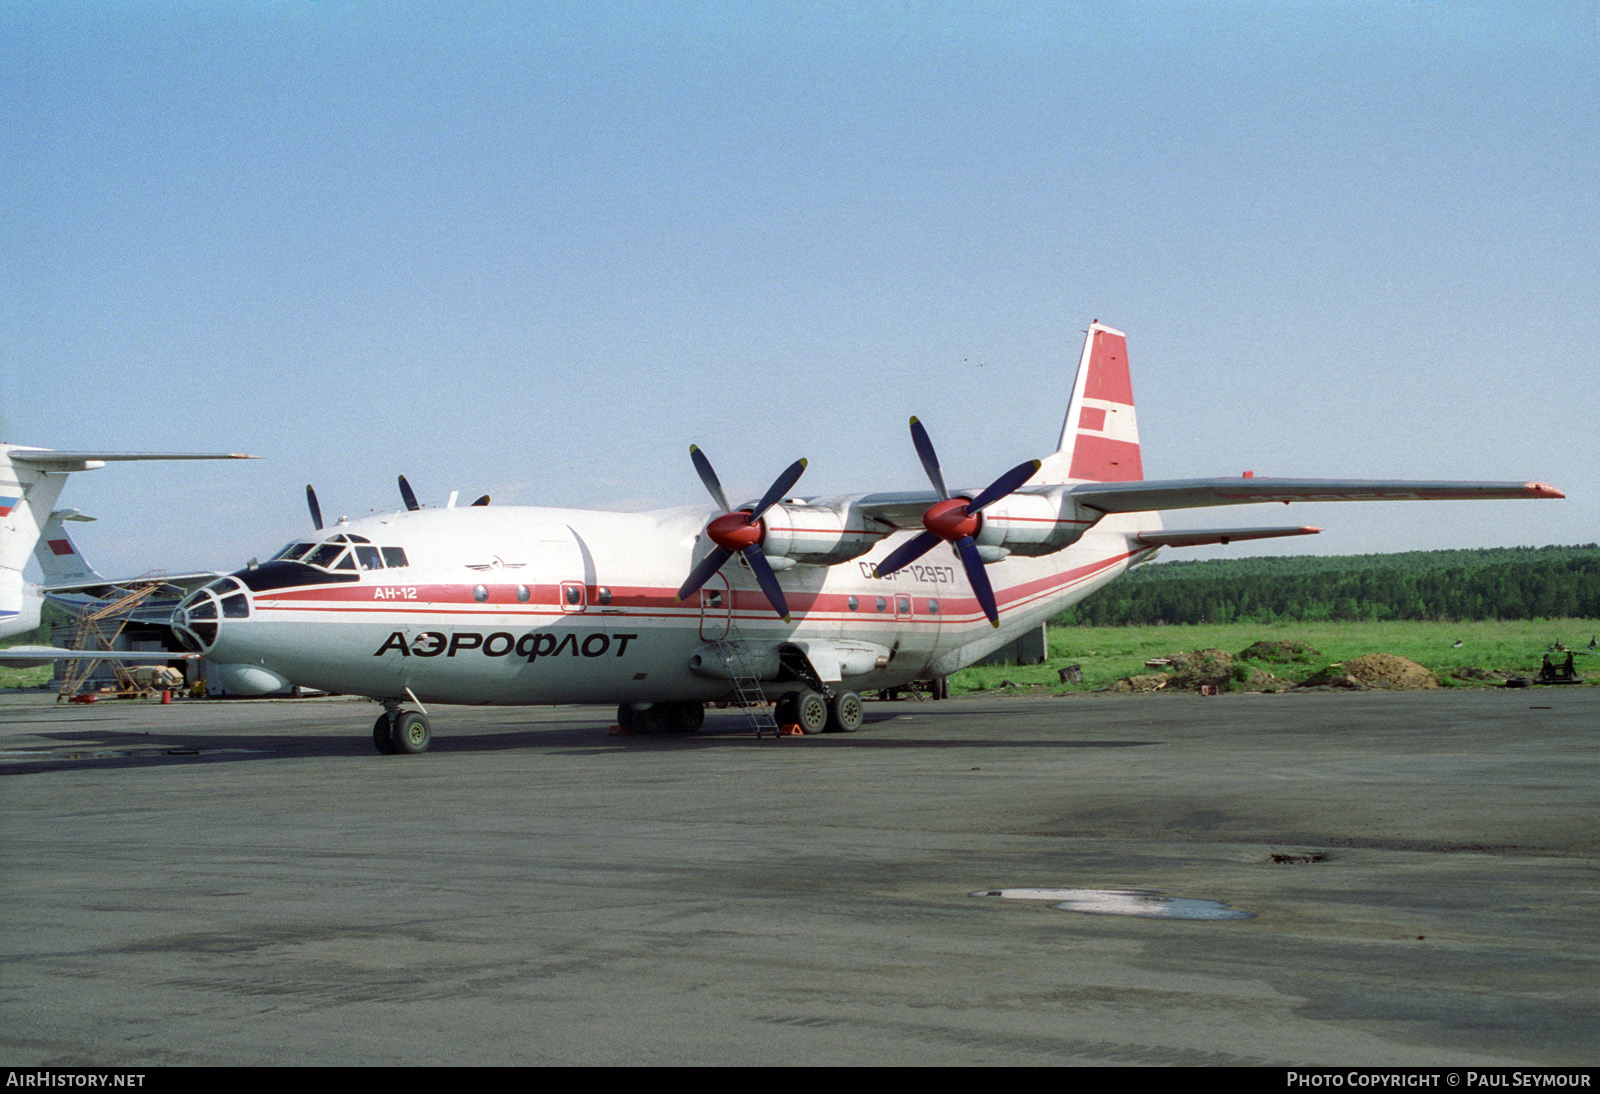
[1068,478,1564,514]
[6,450,255,472]
[43,571,226,600]
[1132,526,1321,548]
[846,491,943,530]
[0,645,199,665]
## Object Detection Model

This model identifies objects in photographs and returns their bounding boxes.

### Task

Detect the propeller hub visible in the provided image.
[923,497,980,542]
[706,510,763,552]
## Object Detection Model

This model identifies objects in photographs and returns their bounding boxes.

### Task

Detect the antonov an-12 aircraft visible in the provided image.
[170,324,1562,754]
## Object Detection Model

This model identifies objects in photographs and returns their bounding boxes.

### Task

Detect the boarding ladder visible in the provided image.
[713,626,779,737]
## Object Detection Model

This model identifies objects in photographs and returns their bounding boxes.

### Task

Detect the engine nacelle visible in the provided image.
[971,487,1100,557]
[757,502,890,567]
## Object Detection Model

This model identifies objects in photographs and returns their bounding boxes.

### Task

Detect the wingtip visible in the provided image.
[1526,482,1565,499]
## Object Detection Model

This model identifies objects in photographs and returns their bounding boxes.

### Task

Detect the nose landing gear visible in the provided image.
[373,706,432,754]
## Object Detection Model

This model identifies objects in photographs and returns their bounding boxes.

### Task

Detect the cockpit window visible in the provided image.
[381,547,409,569]
[354,545,383,570]
[273,542,314,562]
[306,543,346,568]
[333,550,357,571]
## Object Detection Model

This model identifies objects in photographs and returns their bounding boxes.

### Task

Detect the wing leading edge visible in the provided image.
[1068,477,1563,514]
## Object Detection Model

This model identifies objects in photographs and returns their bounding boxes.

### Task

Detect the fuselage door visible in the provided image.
[698,572,732,641]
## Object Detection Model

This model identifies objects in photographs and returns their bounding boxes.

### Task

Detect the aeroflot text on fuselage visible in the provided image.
[374,630,639,662]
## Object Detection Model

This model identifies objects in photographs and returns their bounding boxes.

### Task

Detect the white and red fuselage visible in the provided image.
[177,501,1156,705]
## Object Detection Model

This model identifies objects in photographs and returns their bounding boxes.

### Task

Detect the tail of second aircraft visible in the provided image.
[1035,322,1144,485]
[33,510,104,586]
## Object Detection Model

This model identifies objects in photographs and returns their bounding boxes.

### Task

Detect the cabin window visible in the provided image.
[516,585,530,603]
[472,585,488,603]
[847,596,859,611]
[565,585,582,605]
[896,596,911,615]
[928,599,939,614]
[875,597,887,613]
[597,587,612,605]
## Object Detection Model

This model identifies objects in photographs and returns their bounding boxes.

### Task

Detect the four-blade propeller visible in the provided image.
[873,417,1041,628]
[676,446,808,623]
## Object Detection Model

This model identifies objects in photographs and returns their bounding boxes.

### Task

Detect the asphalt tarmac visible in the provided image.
[1,687,1595,1066]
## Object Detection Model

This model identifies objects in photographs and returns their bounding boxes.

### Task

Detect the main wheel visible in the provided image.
[663,701,705,735]
[390,710,432,754]
[795,690,829,735]
[826,690,864,733]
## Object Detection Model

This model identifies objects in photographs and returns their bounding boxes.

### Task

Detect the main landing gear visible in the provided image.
[374,705,432,755]
[616,700,706,735]
[775,688,864,734]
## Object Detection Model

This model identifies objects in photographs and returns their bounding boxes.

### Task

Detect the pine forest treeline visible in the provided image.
[1054,545,1600,626]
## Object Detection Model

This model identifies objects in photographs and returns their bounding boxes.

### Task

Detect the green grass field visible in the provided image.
[953,617,1600,694]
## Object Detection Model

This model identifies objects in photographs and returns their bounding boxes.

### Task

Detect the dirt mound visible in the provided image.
[1113,649,1291,693]
[1237,640,1319,664]
[1167,648,1235,689]
[1298,653,1439,690]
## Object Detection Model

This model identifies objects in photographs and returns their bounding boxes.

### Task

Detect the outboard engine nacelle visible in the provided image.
[971,486,1101,557]
[757,501,891,567]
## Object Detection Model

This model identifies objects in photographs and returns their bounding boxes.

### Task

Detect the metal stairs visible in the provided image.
[712,627,779,737]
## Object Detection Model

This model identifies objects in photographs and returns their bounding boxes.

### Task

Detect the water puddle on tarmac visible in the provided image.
[972,887,1253,920]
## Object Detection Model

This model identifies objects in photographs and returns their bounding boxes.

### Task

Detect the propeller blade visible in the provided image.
[305,485,323,531]
[689,445,731,513]
[675,545,734,603]
[953,535,1001,627]
[681,449,808,623]
[966,459,1043,514]
[909,417,950,501]
[874,529,941,579]
[471,495,491,507]
[399,475,420,512]
[749,458,808,522]
[741,545,791,622]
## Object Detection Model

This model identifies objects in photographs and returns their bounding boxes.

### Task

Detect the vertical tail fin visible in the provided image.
[34,510,104,586]
[1035,323,1143,484]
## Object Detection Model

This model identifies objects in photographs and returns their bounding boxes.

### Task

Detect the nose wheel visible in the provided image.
[373,709,432,754]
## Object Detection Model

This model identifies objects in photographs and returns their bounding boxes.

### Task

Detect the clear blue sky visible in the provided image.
[4,1,1595,577]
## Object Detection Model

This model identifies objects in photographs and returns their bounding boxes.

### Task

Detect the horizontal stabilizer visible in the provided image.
[1134,526,1321,548]
[1071,477,1563,514]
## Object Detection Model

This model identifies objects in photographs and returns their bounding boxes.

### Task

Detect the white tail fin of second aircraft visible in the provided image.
[1036,322,1144,485]
[33,510,104,586]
